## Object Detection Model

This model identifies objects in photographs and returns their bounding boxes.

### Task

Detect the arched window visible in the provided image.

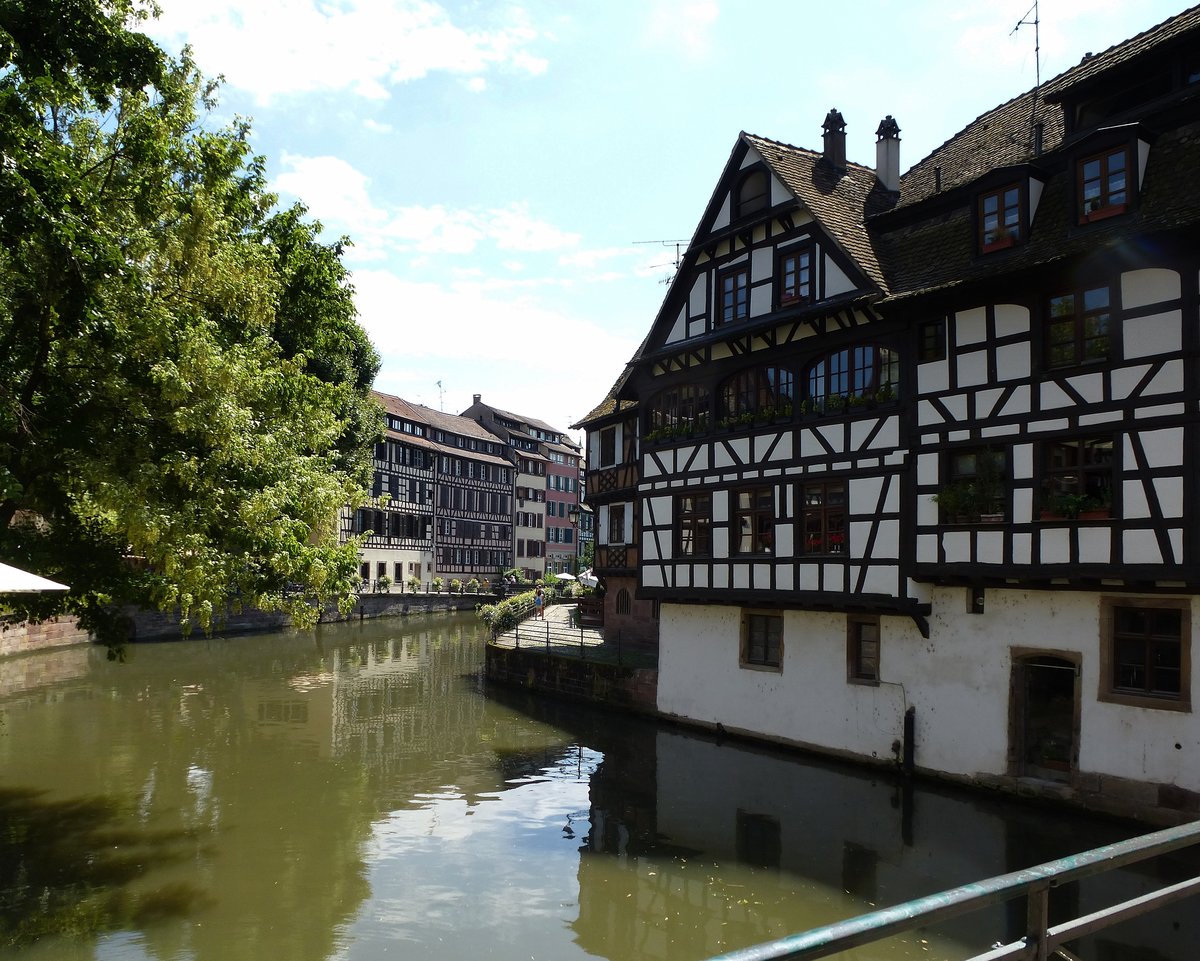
[647,384,710,441]
[719,366,795,423]
[806,345,899,407]
[736,169,769,218]
[616,589,632,616]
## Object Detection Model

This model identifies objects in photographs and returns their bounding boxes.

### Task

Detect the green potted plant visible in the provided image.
[406,574,421,593]
[376,574,392,593]
[432,576,444,593]
[1042,492,1092,520]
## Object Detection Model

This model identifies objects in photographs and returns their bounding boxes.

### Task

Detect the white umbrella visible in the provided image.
[554,572,577,581]
[0,561,69,592]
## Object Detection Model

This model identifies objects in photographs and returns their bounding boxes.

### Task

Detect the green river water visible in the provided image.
[0,612,1194,961]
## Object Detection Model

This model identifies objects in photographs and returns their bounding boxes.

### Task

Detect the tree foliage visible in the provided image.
[0,0,382,645]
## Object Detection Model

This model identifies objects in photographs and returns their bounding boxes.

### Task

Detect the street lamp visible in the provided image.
[567,502,580,574]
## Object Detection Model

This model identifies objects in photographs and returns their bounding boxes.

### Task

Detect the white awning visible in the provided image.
[0,562,69,592]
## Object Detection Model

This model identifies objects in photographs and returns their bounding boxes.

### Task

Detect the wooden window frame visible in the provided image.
[732,486,775,555]
[806,345,899,408]
[599,427,616,467]
[1099,598,1190,712]
[741,610,783,671]
[718,365,795,424]
[736,169,770,219]
[1078,145,1131,223]
[847,615,880,685]
[801,481,846,555]
[608,503,626,545]
[718,265,750,327]
[1037,436,1114,520]
[777,245,814,307]
[1044,284,1112,370]
[978,182,1024,253]
[918,319,946,363]
[677,491,712,557]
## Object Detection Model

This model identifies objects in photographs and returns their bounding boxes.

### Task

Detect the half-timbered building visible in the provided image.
[462,394,583,580]
[586,8,1200,821]
[351,392,513,588]
[347,393,437,587]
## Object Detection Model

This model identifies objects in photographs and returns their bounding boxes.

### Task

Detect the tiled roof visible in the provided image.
[895,89,1064,210]
[373,390,506,445]
[742,132,896,292]
[880,119,1200,302]
[1041,6,1200,99]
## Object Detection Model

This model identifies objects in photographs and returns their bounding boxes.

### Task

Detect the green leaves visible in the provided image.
[0,0,381,646]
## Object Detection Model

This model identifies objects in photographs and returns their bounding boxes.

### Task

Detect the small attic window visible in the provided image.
[736,169,769,218]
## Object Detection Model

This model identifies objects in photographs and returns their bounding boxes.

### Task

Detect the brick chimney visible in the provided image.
[473,393,481,405]
[875,115,901,192]
[822,108,847,171]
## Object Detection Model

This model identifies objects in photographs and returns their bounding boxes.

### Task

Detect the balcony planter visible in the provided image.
[981,231,1016,254]
[1078,200,1127,225]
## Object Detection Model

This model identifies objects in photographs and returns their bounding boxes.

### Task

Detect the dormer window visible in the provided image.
[1078,146,1129,222]
[979,184,1022,252]
[736,169,769,219]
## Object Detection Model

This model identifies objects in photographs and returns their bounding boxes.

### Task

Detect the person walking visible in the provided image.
[534,585,544,619]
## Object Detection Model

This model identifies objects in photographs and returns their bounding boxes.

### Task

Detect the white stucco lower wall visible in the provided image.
[657,588,1200,794]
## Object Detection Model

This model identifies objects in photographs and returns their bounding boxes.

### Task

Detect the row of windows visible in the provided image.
[937,437,1113,525]
[438,547,509,568]
[647,348,898,440]
[436,519,510,542]
[373,475,432,504]
[674,435,1116,557]
[977,143,1135,255]
[913,280,1114,370]
[353,510,431,541]
[436,486,511,516]
[740,611,878,684]
[432,430,502,456]
[438,455,509,484]
[717,246,814,327]
[516,539,545,558]
[375,442,432,469]
[740,602,1186,707]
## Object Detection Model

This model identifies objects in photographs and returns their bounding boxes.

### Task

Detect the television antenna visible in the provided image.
[634,238,689,285]
[436,379,444,411]
[1011,0,1041,146]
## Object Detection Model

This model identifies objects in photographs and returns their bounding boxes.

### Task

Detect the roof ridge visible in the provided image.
[743,130,878,176]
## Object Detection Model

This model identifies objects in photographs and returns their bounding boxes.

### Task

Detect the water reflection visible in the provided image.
[0,615,1194,961]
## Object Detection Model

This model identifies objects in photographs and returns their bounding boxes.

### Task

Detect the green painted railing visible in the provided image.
[706,818,1200,961]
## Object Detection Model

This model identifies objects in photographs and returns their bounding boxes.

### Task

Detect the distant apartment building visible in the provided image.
[462,394,583,578]
[348,392,512,587]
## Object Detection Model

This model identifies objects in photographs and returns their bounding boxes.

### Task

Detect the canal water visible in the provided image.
[0,612,1194,961]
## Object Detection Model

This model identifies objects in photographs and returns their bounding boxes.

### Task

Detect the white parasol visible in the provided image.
[0,561,69,593]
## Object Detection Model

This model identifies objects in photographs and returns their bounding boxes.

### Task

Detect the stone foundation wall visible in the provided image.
[0,616,90,657]
[485,643,658,716]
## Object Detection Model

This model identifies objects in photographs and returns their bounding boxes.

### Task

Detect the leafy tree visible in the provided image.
[0,0,382,645]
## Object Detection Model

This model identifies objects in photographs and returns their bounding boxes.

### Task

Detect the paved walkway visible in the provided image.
[491,602,606,651]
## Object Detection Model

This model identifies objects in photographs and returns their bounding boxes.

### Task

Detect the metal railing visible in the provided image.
[500,603,654,668]
[704,818,1200,961]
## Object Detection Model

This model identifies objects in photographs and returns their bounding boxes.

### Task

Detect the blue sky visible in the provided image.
[145,0,1186,439]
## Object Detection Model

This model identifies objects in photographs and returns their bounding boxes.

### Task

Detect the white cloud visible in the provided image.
[272,156,582,261]
[354,268,640,424]
[642,0,719,58]
[150,0,549,103]
[362,117,394,133]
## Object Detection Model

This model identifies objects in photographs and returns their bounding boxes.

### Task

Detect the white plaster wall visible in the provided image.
[824,256,854,297]
[658,589,1200,793]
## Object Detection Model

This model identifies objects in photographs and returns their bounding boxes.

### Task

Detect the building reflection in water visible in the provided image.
[0,616,1196,961]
